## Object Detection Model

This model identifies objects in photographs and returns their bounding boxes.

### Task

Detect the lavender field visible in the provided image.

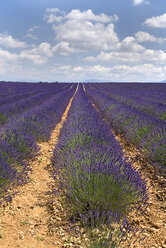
[0,81,165,247]
[85,83,166,174]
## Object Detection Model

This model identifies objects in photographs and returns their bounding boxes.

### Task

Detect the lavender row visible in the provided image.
[0,81,44,97]
[0,82,68,106]
[0,84,76,204]
[90,83,166,121]
[0,90,41,106]
[91,83,166,103]
[0,84,71,127]
[0,81,66,97]
[84,84,166,174]
[52,85,148,246]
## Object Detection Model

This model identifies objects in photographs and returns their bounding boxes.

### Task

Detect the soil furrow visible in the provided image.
[0,87,78,248]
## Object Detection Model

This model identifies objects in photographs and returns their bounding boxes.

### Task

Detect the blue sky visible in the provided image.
[0,0,166,82]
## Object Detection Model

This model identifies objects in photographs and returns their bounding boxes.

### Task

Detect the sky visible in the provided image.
[0,0,166,82]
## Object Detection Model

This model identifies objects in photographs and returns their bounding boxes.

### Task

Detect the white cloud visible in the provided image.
[115,36,145,52]
[19,52,48,65]
[84,51,140,63]
[19,42,53,64]
[89,64,111,73]
[135,31,166,43]
[50,65,72,74]
[73,66,84,72]
[52,41,81,56]
[84,48,166,63]
[87,64,166,81]
[45,13,63,23]
[0,42,53,65]
[143,49,166,62]
[53,21,119,52]
[46,8,64,14]
[0,33,27,48]
[144,13,166,28]
[111,64,162,74]
[26,33,38,40]
[58,65,72,71]
[45,8,118,24]
[0,48,18,61]
[45,9,119,54]
[0,59,7,74]
[49,63,166,82]
[26,26,40,40]
[133,0,149,6]
[34,42,53,57]
[65,9,119,23]
[44,8,65,23]
[28,26,40,33]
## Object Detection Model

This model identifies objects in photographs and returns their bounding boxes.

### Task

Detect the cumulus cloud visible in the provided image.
[133,0,149,6]
[49,63,166,82]
[111,64,162,74]
[65,9,119,23]
[45,9,119,54]
[144,13,166,28]
[19,52,48,65]
[19,42,53,64]
[86,64,166,81]
[44,8,65,23]
[45,13,63,23]
[84,48,166,63]
[0,48,18,61]
[52,42,81,55]
[0,42,53,65]
[46,8,65,14]
[50,65,72,74]
[45,8,118,24]
[73,66,84,72]
[0,33,27,48]
[83,35,147,62]
[135,31,166,43]
[89,64,111,73]
[32,42,53,57]
[115,36,145,52]
[54,21,119,52]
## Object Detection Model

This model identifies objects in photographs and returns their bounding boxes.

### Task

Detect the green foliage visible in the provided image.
[58,134,141,227]
[0,176,6,185]
[121,116,135,127]
[105,104,118,112]
[131,124,152,144]
[0,227,2,238]
[142,132,166,169]
[0,112,8,124]
[160,112,166,120]
[81,225,122,248]
[20,219,29,226]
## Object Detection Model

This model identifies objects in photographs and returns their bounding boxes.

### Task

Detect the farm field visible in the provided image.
[0,82,165,248]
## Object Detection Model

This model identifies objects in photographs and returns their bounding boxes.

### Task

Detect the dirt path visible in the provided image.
[115,135,166,248]
[83,86,166,248]
[0,87,78,248]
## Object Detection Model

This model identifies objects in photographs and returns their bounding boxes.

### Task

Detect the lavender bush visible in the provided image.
[52,84,148,246]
